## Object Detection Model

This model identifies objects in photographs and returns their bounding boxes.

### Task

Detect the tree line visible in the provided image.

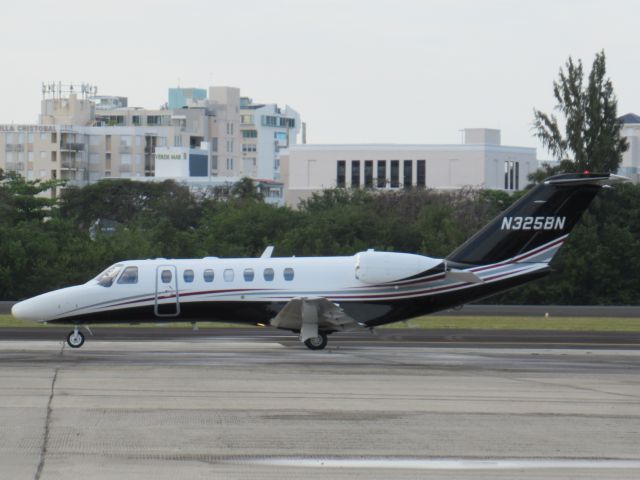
[0,171,638,304]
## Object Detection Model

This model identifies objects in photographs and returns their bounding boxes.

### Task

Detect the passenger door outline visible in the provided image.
[155,265,180,317]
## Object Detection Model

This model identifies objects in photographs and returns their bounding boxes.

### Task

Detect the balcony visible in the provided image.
[5,144,24,152]
[61,159,78,170]
[60,143,85,151]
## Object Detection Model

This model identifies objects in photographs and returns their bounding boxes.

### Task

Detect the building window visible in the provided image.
[417,160,426,187]
[262,115,278,127]
[183,269,194,283]
[174,135,182,147]
[351,160,360,187]
[283,268,294,281]
[223,269,234,282]
[242,130,258,138]
[390,160,399,188]
[364,160,373,188]
[226,158,234,170]
[27,133,34,144]
[203,269,214,282]
[263,268,274,281]
[504,161,519,190]
[403,160,412,188]
[377,161,386,188]
[337,160,346,187]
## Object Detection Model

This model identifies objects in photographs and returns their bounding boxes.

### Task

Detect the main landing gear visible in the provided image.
[304,332,328,351]
[66,326,85,348]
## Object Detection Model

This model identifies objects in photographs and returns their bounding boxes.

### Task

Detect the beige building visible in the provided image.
[0,84,300,189]
[281,128,539,206]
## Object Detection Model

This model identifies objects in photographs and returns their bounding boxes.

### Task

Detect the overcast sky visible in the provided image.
[2,0,639,159]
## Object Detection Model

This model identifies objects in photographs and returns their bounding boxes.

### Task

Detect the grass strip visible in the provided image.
[1,314,640,332]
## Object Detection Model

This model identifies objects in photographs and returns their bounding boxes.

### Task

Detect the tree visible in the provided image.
[532,50,628,176]
[230,177,262,201]
[0,170,64,224]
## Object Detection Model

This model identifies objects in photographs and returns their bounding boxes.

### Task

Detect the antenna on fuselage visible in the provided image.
[260,246,275,258]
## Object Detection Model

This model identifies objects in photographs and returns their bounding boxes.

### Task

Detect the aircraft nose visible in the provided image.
[11,298,44,322]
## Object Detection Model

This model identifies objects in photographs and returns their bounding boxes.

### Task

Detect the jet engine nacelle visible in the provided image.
[354,251,443,284]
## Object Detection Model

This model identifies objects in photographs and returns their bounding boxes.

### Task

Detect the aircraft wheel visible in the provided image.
[67,330,85,348]
[304,332,328,351]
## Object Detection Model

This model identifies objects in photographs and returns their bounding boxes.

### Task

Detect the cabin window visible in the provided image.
[243,268,255,282]
[96,264,122,287]
[183,269,194,283]
[117,266,138,284]
[161,269,172,283]
[263,268,274,281]
[203,269,214,282]
[223,269,234,282]
[283,267,295,281]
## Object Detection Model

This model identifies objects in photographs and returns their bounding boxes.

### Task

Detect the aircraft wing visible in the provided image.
[271,297,362,341]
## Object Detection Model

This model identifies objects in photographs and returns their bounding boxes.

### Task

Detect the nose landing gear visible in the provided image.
[66,326,85,348]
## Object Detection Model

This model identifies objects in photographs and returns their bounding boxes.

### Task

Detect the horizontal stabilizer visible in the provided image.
[446,269,483,284]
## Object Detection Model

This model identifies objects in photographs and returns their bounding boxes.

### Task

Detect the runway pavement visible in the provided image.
[0,336,639,479]
[1,326,640,349]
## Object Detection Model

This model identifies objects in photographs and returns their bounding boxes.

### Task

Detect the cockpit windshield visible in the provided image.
[95,264,123,287]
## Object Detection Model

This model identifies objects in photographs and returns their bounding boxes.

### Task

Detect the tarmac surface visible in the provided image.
[0,332,639,479]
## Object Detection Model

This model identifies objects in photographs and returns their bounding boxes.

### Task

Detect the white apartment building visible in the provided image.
[281,128,539,206]
[619,113,640,182]
[0,84,301,189]
[144,145,285,206]
[239,98,300,180]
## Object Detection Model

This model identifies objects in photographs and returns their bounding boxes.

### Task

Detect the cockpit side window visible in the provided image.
[96,264,123,287]
[117,266,139,285]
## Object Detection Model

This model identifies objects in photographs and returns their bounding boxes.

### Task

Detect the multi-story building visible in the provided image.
[619,113,640,182]
[280,128,539,207]
[0,83,300,190]
[168,87,207,109]
[239,98,300,180]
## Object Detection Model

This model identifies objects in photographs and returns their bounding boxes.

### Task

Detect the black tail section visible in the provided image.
[446,173,625,267]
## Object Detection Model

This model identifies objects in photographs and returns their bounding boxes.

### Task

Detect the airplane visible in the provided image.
[11,172,627,350]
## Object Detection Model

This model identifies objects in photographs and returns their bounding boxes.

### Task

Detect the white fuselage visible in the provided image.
[11,244,556,327]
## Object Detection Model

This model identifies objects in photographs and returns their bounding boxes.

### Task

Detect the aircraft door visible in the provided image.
[155,265,180,317]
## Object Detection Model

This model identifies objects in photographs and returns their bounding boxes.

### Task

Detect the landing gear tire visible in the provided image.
[67,329,85,348]
[304,332,328,351]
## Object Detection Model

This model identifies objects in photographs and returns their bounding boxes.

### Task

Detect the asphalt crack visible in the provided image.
[33,343,63,480]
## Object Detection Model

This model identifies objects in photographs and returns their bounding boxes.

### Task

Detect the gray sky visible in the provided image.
[2,0,639,159]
